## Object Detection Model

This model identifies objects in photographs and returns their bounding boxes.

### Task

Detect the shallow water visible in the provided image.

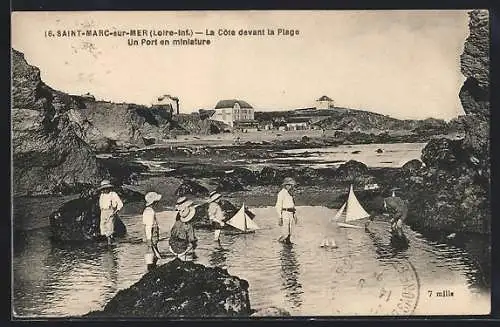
[274,142,427,168]
[12,206,490,317]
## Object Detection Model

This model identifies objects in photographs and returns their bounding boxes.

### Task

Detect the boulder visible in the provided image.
[216,176,245,193]
[294,167,325,186]
[49,195,125,242]
[175,180,209,197]
[85,259,251,318]
[97,157,149,186]
[257,167,288,185]
[49,187,143,242]
[401,159,423,172]
[401,10,490,235]
[228,167,257,185]
[421,138,467,169]
[336,160,369,180]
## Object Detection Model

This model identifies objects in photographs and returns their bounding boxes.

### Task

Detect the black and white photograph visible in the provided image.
[11,9,490,318]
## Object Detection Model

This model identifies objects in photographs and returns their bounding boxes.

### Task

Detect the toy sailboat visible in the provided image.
[226,203,260,233]
[332,184,371,229]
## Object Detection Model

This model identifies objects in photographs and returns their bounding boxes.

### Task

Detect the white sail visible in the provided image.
[345,184,371,222]
[332,202,346,222]
[334,185,370,227]
[226,204,259,232]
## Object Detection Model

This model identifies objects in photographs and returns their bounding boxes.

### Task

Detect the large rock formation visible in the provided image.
[12,49,103,196]
[85,259,251,318]
[402,10,490,235]
[76,99,183,149]
[48,187,143,242]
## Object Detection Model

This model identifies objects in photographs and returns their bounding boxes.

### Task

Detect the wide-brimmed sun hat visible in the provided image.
[175,196,193,211]
[208,191,222,203]
[179,205,196,223]
[145,191,162,206]
[98,180,113,191]
[282,177,297,186]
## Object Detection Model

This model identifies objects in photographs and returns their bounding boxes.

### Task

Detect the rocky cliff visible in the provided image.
[402,10,490,235]
[255,107,454,135]
[76,99,188,150]
[12,49,103,196]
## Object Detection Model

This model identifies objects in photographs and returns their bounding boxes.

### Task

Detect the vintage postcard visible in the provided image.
[11,10,490,318]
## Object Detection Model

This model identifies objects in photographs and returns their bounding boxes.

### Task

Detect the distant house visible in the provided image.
[234,120,259,132]
[285,117,310,131]
[212,99,255,127]
[316,95,335,110]
[153,94,179,115]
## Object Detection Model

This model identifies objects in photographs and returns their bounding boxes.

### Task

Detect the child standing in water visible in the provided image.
[143,192,162,271]
[207,191,226,243]
[169,197,198,261]
[98,180,123,245]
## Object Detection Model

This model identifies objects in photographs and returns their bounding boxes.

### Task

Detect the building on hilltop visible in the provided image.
[212,99,255,127]
[316,95,335,110]
[153,94,179,115]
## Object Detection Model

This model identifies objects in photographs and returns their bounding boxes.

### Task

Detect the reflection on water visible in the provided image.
[208,244,228,269]
[13,206,490,317]
[279,243,303,310]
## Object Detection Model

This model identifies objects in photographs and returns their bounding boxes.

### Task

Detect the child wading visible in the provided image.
[384,193,409,238]
[98,180,123,245]
[168,197,198,261]
[143,191,162,271]
[207,191,226,242]
[275,177,298,244]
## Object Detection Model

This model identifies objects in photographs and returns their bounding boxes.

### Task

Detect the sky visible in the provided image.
[11,10,471,120]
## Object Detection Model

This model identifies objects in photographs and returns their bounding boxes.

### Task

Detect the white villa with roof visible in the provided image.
[211,99,255,127]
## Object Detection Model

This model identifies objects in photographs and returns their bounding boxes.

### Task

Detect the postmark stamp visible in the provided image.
[331,252,420,315]
[366,259,420,315]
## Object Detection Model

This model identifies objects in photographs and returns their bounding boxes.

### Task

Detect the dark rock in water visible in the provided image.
[85,259,251,318]
[49,187,143,242]
[390,232,409,250]
[421,138,467,169]
[175,180,209,197]
[251,306,291,317]
[376,148,384,153]
[401,159,423,172]
[228,167,257,185]
[97,157,149,186]
[49,195,125,242]
[142,137,156,146]
[294,167,325,186]
[12,49,103,196]
[258,167,288,185]
[401,11,490,236]
[351,150,361,154]
[216,176,245,193]
[336,160,369,180]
